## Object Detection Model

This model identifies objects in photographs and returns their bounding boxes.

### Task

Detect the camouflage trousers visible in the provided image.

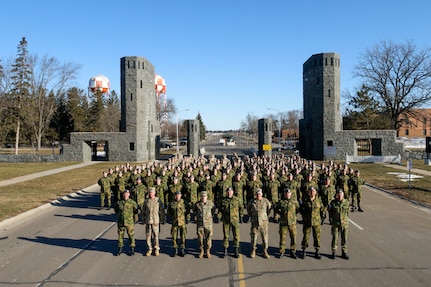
[331,224,348,252]
[223,222,240,248]
[171,225,187,249]
[197,225,213,250]
[250,223,269,250]
[279,224,297,252]
[118,224,135,248]
[301,224,321,250]
[146,224,160,251]
[100,190,111,208]
[134,203,144,223]
[351,191,362,208]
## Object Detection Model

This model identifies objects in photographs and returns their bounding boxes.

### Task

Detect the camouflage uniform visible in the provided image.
[300,191,323,258]
[274,194,300,256]
[131,180,147,222]
[336,171,350,199]
[193,193,216,258]
[142,192,165,256]
[98,172,111,208]
[318,179,336,223]
[329,194,350,258]
[247,191,272,258]
[168,193,190,255]
[349,171,365,211]
[114,173,127,201]
[220,192,242,255]
[114,192,138,254]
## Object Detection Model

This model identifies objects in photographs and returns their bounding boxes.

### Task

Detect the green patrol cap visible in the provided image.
[149,187,156,193]
[200,191,207,197]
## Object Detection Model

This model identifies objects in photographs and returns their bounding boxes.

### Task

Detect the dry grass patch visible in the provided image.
[0,161,123,221]
[0,162,78,181]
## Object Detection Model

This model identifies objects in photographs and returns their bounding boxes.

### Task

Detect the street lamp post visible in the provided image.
[176,109,189,155]
[267,108,281,152]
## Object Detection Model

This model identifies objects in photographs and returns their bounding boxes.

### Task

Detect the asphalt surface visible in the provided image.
[0,163,430,287]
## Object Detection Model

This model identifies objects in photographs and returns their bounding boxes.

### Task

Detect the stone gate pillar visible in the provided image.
[258,118,272,157]
[187,119,200,158]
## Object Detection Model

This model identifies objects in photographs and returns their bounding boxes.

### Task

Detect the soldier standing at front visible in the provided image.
[193,191,216,258]
[220,187,242,258]
[246,188,272,259]
[114,189,138,256]
[168,190,190,257]
[98,171,111,210]
[299,187,323,259]
[274,188,300,258]
[329,190,350,259]
[143,187,165,256]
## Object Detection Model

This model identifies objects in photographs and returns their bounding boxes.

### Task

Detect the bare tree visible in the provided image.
[240,113,259,135]
[353,40,431,131]
[26,54,81,150]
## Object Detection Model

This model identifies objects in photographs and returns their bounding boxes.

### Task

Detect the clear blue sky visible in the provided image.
[2,0,431,131]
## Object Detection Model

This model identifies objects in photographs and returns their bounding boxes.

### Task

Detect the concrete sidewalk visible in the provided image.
[0,161,100,187]
[383,163,431,177]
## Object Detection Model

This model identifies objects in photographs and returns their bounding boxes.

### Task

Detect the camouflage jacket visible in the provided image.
[300,197,322,226]
[265,179,281,203]
[168,198,190,226]
[114,198,138,226]
[247,197,272,226]
[193,200,216,228]
[329,198,350,227]
[274,198,299,226]
[131,183,147,205]
[98,176,111,193]
[184,181,199,204]
[220,195,242,224]
[319,184,336,206]
[349,175,365,193]
[232,179,246,205]
[143,197,165,225]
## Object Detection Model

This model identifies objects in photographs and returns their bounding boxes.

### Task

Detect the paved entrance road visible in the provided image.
[0,183,430,287]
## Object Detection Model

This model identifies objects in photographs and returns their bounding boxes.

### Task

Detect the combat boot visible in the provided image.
[279,249,285,258]
[234,247,240,258]
[239,216,243,223]
[250,249,256,258]
[358,206,364,212]
[116,247,123,256]
[300,248,306,259]
[130,247,135,256]
[146,249,152,257]
[199,248,204,258]
[263,249,270,259]
[314,249,321,259]
[155,250,160,256]
[342,251,349,260]
[180,248,186,257]
[206,249,211,259]
[290,250,297,259]
[223,248,228,258]
[173,248,178,257]
[330,251,336,259]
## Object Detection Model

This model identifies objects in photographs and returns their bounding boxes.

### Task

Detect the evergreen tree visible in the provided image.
[196,112,206,141]
[88,90,104,131]
[104,90,120,132]
[10,37,32,154]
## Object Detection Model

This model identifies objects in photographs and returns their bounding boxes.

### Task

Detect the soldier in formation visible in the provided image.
[193,191,216,258]
[114,189,138,256]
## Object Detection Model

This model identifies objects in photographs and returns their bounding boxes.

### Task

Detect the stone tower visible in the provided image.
[258,118,273,157]
[120,56,160,161]
[299,53,342,160]
[187,119,200,158]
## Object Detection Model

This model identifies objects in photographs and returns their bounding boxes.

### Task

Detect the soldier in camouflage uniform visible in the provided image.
[247,188,272,259]
[319,176,336,224]
[274,189,300,258]
[232,172,246,223]
[336,169,350,199]
[114,171,126,203]
[131,177,147,223]
[168,190,190,257]
[184,175,199,222]
[98,171,111,209]
[193,191,216,258]
[349,169,365,212]
[299,187,323,259]
[266,172,281,223]
[329,190,350,259]
[114,189,138,256]
[143,187,165,256]
[220,187,242,258]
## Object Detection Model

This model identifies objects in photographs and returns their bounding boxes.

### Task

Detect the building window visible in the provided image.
[424,118,427,125]
[423,129,427,135]
[140,80,143,88]
[328,89,331,97]
[129,142,135,151]
[327,140,333,146]
[325,57,328,66]
[331,57,334,66]
[130,93,133,101]
[138,61,140,69]
[405,129,409,136]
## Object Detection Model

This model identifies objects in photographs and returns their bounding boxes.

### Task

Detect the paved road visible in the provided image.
[0,180,430,287]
